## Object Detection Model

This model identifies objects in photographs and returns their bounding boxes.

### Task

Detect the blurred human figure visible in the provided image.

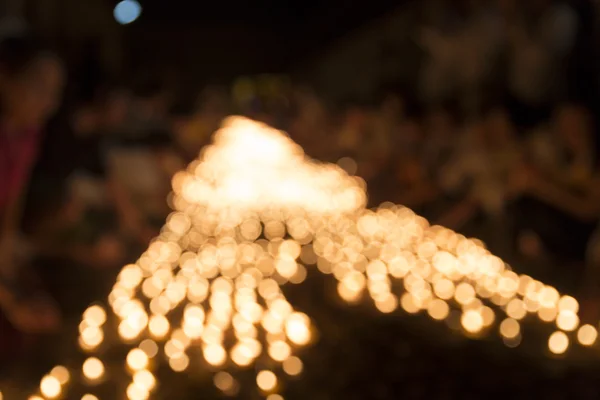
[31,88,130,270]
[392,150,440,217]
[422,104,459,177]
[336,106,367,155]
[477,107,523,215]
[119,75,171,140]
[388,105,456,221]
[513,103,596,291]
[106,132,174,244]
[289,86,331,158]
[369,95,428,207]
[436,108,522,235]
[372,94,405,153]
[336,105,388,181]
[173,86,230,162]
[527,103,594,188]
[515,160,600,294]
[418,0,503,114]
[86,78,178,246]
[505,0,577,128]
[0,35,64,332]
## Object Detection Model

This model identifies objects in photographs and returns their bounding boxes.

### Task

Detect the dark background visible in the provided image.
[2,0,600,399]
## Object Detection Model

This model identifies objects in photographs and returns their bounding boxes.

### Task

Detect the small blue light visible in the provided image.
[114,0,142,25]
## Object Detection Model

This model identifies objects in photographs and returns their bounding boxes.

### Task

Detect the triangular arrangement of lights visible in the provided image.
[26,117,595,400]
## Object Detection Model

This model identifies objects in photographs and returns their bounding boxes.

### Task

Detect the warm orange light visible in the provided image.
[499,318,520,339]
[214,371,235,392]
[577,324,598,346]
[282,356,303,376]
[82,358,104,381]
[257,370,277,391]
[548,331,569,354]
[43,117,596,399]
[50,366,70,385]
[40,375,61,399]
[127,349,149,371]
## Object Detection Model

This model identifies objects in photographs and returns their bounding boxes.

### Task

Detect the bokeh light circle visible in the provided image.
[114,0,142,25]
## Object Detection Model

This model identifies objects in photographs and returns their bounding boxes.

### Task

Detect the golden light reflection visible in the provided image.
[133,370,156,391]
[282,356,303,376]
[558,296,579,313]
[285,313,311,345]
[204,344,227,366]
[82,358,104,381]
[139,339,159,358]
[427,299,449,320]
[577,324,598,346]
[50,366,70,385]
[44,117,600,399]
[40,375,61,399]
[257,370,278,392]
[214,371,235,392]
[548,331,569,354]
[169,354,190,372]
[499,318,520,339]
[148,315,170,339]
[126,382,149,400]
[461,310,483,334]
[556,310,579,332]
[83,305,107,326]
[127,349,149,371]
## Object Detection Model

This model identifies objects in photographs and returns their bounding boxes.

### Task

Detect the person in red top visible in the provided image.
[0,35,65,333]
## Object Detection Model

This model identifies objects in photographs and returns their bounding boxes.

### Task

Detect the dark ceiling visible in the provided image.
[120,0,404,45]
[108,0,409,86]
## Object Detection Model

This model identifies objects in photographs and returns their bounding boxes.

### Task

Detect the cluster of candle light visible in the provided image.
[24,117,598,399]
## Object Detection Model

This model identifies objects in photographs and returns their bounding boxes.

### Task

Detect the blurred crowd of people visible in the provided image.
[294,94,600,295]
[0,0,599,392]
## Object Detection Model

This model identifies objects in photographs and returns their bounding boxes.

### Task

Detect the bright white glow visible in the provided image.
[114,0,142,25]
[182,117,366,215]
